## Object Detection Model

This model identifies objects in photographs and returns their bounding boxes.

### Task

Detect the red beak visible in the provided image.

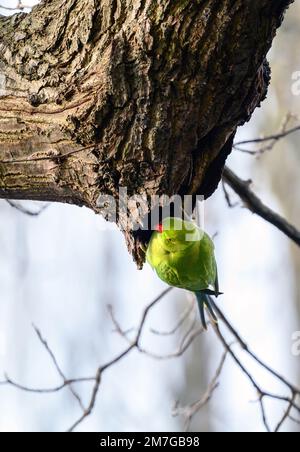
[155,224,164,233]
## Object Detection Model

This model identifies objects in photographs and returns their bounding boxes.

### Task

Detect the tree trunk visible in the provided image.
[0,0,294,267]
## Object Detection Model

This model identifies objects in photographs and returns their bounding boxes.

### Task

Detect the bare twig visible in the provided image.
[209,299,300,396]
[275,394,296,432]
[1,287,299,433]
[110,293,205,361]
[0,290,172,432]
[210,322,285,432]
[223,166,300,247]
[233,124,300,155]
[0,375,95,394]
[68,287,173,432]
[222,179,238,209]
[288,414,300,425]
[207,299,300,432]
[107,304,133,341]
[139,325,205,360]
[67,368,102,433]
[172,350,228,431]
[259,395,271,433]
[33,326,86,411]
[150,298,195,336]
[0,1,33,11]
[6,200,49,217]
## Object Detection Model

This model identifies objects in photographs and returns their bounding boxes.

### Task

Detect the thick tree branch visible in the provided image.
[0,0,294,265]
[223,166,300,247]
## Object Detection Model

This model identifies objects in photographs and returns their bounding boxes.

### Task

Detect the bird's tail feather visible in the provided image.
[195,291,218,330]
[201,288,223,297]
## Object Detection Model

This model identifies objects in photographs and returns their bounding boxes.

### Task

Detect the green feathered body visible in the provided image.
[146,217,218,293]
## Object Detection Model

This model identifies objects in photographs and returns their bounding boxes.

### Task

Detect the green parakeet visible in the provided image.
[146,217,220,329]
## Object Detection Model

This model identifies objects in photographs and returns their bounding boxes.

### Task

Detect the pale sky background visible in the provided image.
[0,0,299,432]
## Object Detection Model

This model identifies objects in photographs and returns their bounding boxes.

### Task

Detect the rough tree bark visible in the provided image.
[0,0,294,266]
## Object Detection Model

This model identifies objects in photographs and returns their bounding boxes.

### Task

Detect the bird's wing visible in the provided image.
[157,262,181,287]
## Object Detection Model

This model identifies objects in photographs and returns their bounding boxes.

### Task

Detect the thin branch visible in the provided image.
[288,414,300,425]
[1,287,299,433]
[139,325,205,360]
[1,288,171,434]
[150,298,195,336]
[275,394,296,432]
[208,299,300,432]
[107,304,133,342]
[233,124,300,155]
[221,179,238,209]
[210,322,279,432]
[0,376,95,394]
[67,292,300,432]
[223,166,300,247]
[33,325,86,411]
[209,299,300,395]
[6,200,49,217]
[68,287,173,432]
[134,288,173,345]
[259,395,271,433]
[211,321,262,395]
[109,293,205,361]
[0,1,33,11]
[172,350,228,431]
[67,368,101,433]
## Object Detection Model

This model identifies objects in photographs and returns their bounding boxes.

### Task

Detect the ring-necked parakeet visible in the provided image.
[146,217,220,329]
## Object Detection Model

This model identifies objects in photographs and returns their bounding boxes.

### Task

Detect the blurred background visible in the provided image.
[0,0,299,432]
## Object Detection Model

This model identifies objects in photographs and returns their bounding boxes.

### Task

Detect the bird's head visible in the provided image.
[155,217,201,252]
